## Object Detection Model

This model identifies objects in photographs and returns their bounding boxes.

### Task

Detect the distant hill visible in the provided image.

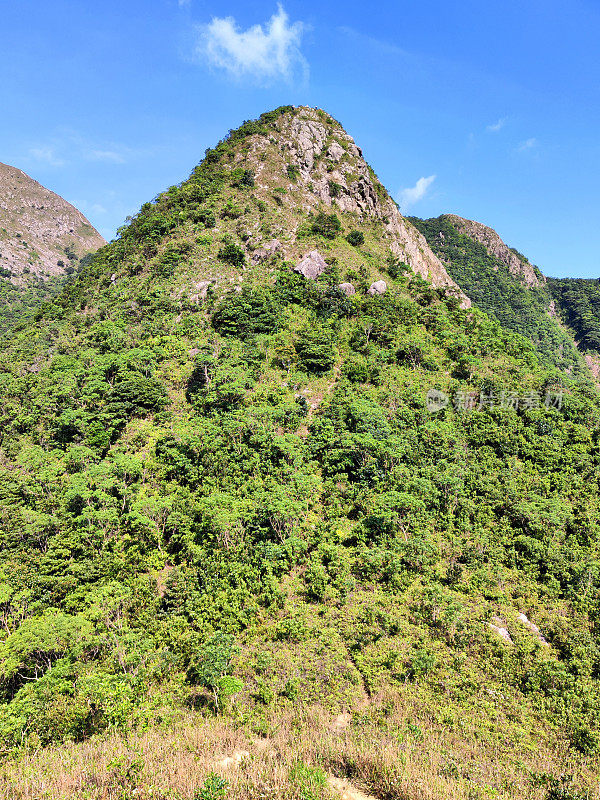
[409,213,591,380]
[0,162,105,331]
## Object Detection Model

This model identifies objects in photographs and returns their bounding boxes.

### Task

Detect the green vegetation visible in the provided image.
[311,212,342,239]
[0,272,68,337]
[0,106,600,798]
[346,230,364,246]
[548,277,600,351]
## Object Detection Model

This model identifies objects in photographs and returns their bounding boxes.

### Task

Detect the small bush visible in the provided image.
[218,241,245,267]
[282,678,300,701]
[405,648,437,681]
[386,255,410,279]
[295,328,336,373]
[311,212,341,239]
[346,230,364,247]
[289,762,328,800]
[231,168,255,188]
[194,773,228,800]
[328,180,343,198]
[254,680,274,705]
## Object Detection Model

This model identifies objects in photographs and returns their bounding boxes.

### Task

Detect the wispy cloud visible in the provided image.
[398,175,436,211]
[86,149,127,164]
[23,131,149,169]
[194,4,308,84]
[487,117,507,133]
[28,146,65,167]
[517,137,538,152]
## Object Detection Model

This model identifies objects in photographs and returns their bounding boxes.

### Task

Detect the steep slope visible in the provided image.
[1,107,600,799]
[410,214,589,379]
[0,162,105,333]
[0,161,105,282]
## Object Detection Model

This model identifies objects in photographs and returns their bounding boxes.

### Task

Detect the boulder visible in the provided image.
[488,623,512,643]
[367,280,387,295]
[338,282,356,296]
[294,250,328,280]
[518,612,549,645]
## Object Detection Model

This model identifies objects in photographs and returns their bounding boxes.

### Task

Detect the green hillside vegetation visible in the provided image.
[0,271,73,337]
[1,108,600,798]
[409,215,588,380]
[548,277,600,352]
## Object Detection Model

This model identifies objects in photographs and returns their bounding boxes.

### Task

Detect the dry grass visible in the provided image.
[1,690,598,800]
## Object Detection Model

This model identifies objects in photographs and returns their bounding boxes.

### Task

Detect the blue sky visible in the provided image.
[2,0,599,277]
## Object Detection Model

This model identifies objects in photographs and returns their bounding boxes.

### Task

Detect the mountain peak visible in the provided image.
[193,106,470,306]
[0,161,105,285]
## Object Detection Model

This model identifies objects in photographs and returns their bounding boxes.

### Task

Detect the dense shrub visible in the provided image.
[311,212,342,239]
[218,241,246,267]
[346,230,364,246]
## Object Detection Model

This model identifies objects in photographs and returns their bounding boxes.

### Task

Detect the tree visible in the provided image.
[217,241,246,267]
[188,633,241,712]
[294,327,336,373]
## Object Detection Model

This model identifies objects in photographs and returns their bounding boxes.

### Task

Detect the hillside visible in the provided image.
[2,107,600,800]
[409,214,591,381]
[546,277,600,352]
[0,161,105,332]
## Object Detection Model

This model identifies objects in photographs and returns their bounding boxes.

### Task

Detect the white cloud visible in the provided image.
[28,146,65,167]
[87,149,127,164]
[24,132,148,169]
[517,137,537,152]
[195,4,308,83]
[398,175,436,211]
[487,117,507,133]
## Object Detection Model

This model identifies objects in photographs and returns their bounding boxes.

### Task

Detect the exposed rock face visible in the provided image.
[0,162,105,285]
[338,282,356,296]
[368,280,387,295]
[443,214,543,288]
[245,107,470,308]
[294,250,328,280]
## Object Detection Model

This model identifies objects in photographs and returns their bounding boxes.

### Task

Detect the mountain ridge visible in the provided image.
[441,213,544,288]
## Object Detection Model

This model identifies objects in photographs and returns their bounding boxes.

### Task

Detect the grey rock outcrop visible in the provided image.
[273,109,469,307]
[488,618,513,644]
[294,250,328,280]
[338,282,356,296]
[518,612,548,645]
[238,107,470,308]
[0,161,105,285]
[195,280,211,299]
[368,280,387,296]
[251,238,282,264]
